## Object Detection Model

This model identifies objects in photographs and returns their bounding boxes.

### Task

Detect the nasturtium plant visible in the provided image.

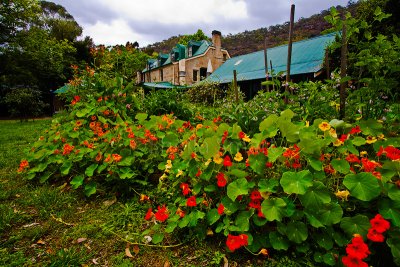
[19,70,400,264]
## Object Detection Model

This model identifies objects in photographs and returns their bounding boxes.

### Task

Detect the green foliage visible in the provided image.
[2,87,48,119]
[185,81,224,106]
[178,29,210,46]
[143,89,193,120]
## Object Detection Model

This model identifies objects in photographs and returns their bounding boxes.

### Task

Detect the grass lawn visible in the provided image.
[0,119,310,267]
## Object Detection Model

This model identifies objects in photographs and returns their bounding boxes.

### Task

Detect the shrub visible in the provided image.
[185,81,224,106]
[2,87,48,120]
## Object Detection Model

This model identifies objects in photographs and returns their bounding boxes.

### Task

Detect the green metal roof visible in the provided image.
[142,82,187,89]
[143,40,212,73]
[206,32,337,83]
[54,84,71,94]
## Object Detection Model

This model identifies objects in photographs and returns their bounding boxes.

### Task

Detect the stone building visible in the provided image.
[139,30,230,86]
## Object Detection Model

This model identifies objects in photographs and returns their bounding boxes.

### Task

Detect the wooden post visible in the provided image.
[233,70,238,103]
[325,49,330,80]
[270,60,275,90]
[263,37,269,91]
[340,16,348,119]
[286,4,295,94]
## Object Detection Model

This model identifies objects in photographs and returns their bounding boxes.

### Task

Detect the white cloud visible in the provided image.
[97,0,248,24]
[84,19,143,45]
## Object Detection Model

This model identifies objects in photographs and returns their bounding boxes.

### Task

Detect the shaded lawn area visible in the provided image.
[0,119,309,267]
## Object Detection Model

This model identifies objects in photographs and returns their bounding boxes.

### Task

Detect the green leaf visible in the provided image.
[388,184,400,201]
[206,209,220,225]
[248,153,267,175]
[317,203,343,226]
[221,196,241,215]
[165,222,178,233]
[70,175,84,189]
[60,161,72,176]
[84,181,97,197]
[258,179,279,193]
[267,147,284,163]
[259,114,278,131]
[352,137,366,146]
[315,231,333,250]
[152,233,164,244]
[323,253,335,266]
[340,215,370,236]
[331,159,350,174]
[285,221,308,244]
[269,231,289,250]
[85,164,98,177]
[199,136,219,160]
[261,198,287,222]
[227,178,252,201]
[280,109,294,120]
[280,170,313,195]
[308,158,323,171]
[135,113,148,123]
[299,181,331,209]
[387,237,400,266]
[343,172,381,201]
[378,198,400,227]
[228,169,248,179]
[230,211,253,232]
[204,185,218,192]
[162,133,179,147]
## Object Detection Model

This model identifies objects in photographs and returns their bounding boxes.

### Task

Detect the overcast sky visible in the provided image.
[50,0,350,47]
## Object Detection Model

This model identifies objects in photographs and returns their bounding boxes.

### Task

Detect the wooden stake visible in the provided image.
[286,4,295,93]
[233,70,238,103]
[340,16,348,119]
[263,37,269,90]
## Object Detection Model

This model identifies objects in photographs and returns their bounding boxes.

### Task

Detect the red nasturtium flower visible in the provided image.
[195,169,202,177]
[226,234,248,252]
[342,255,368,267]
[217,203,225,215]
[346,154,360,164]
[345,236,370,260]
[144,207,153,220]
[349,125,361,135]
[216,172,227,187]
[180,183,191,196]
[186,196,197,207]
[238,131,245,139]
[223,155,232,167]
[369,214,390,233]
[367,228,385,242]
[154,205,169,222]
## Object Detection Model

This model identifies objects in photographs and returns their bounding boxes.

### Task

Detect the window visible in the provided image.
[193,70,198,82]
[160,69,163,81]
[200,68,207,81]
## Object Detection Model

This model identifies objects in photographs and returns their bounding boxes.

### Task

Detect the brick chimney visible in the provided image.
[212,30,223,65]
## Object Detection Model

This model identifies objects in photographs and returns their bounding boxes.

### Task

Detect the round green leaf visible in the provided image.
[343,172,381,201]
[340,215,370,236]
[70,175,84,189]
[248,153,267,175]
[261,198,287,222]
[285,221,308,244]
[84,181,97,197]
[280,170,313,195]
[269,231,289,250]
[152,233,164,244]
[299,181,331,209]
[315,231,333,250]
[206,209,220,225]
[331,159,350,174]
[227,178,252,201]
[323,253,336,266]
[378,198,400,227]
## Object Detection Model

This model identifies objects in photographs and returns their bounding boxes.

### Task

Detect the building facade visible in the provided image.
[139,31,230,86]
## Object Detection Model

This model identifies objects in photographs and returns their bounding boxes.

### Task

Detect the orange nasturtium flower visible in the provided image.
[112,154,122,162]
[18,159,29,172]
[318,122,331,131]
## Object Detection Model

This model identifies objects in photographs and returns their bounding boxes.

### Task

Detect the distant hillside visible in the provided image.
[144,3,358,57]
